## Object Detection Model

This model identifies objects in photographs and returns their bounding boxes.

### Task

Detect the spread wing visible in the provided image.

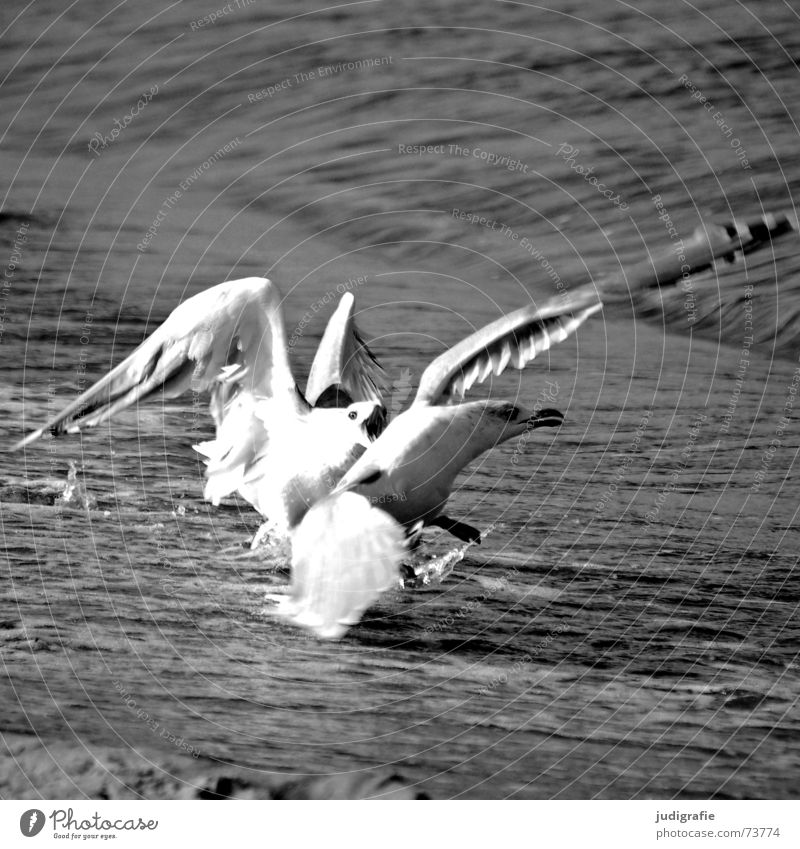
[16,277,302,449]
[412,285,603,407]
[277,492,406,639]
[305,292,386,405]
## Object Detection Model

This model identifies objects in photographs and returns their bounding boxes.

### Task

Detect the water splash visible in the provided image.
[402,523,496,589]
[57,461,95,510]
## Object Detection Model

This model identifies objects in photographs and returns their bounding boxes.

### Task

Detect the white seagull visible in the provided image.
[15,277,387,539]
[278,285,603,638]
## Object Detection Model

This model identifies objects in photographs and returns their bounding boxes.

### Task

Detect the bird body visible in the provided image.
[341,400,556,527]
[16,277,386,539]
[16,272,604,640]
[220,399,377,532]
[280,285,604,638]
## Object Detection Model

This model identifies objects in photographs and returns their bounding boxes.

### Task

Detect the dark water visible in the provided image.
[1,0,799,799]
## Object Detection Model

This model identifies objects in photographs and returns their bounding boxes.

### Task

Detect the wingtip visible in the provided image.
[328,288,355,320]
[13,427,47,451]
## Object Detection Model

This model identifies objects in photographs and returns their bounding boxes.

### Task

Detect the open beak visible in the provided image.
[526,408,564,429]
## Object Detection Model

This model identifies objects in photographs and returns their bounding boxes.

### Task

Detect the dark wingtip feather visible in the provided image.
[313,384,355,409]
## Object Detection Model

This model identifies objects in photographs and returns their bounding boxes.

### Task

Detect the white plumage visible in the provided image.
[281,285,603,638]
[16,277,387,538]
[278,492,406,639]
[16,274,604,640]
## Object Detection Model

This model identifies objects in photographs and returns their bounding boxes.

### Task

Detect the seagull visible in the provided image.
[15,277,387,539]
[277,285,603,638]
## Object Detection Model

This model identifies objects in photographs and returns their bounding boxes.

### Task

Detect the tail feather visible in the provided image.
[278,492,406,639]
[203,464,248,506]
[192,394,267,507]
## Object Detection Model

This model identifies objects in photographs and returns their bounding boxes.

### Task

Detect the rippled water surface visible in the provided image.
[1,0,799,799]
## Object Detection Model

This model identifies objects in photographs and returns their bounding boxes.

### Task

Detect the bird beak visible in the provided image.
[526,408,564,429]
[363,404,387,442]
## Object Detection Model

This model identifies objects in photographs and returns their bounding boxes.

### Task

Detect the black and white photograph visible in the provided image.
[1,0,798,834]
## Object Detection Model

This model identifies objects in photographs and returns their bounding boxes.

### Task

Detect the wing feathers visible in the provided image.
[15,277,295,449]
[413,286,602,407]
[306,292,386,406]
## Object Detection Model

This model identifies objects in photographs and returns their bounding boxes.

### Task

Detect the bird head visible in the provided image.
[346,401,387,446]
[468,401,564,454]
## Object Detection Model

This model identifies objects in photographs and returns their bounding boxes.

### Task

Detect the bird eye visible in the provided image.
[348,411,357,420]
